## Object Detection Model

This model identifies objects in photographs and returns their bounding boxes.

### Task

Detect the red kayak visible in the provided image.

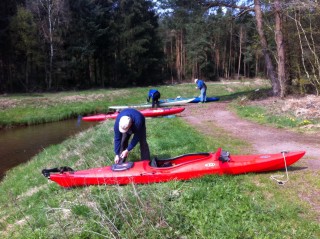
[42,148,305,187]
[82,107,185,122]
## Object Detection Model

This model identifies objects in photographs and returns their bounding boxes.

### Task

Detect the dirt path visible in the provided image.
[181,102,320,169]
[181,101,320,221]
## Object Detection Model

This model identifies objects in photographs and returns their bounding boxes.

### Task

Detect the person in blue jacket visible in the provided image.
[114,108,150,164]
[147,89,161,108]
[194,78,207,103]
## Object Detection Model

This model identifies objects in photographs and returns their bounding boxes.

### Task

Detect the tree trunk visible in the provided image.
[274,0,287,98]
[181,30,186,80]
[48,1,53,90]
[255,50,258,77]
[254,0,280,96]
[170,33,174,84]
[175,30,181,81]
[228,22,233,79]
[25,56,29,91]
[237,26,243,79]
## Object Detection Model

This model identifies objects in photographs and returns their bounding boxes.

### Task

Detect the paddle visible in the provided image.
[76,115,82,127]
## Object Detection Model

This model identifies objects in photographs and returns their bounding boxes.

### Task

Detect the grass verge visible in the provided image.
[232,103,318,130]
[0,116,319,238]
[0,80,269,128]
[0,80,319,238]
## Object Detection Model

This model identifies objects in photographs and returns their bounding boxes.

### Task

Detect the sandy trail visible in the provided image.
[181,102,320,169]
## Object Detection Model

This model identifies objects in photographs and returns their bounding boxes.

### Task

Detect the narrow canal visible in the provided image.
[0,119,98,180]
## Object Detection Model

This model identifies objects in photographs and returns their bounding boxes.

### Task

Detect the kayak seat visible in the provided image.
[158,161,173,167]
[150,157,173,168]
[150,158,158,167]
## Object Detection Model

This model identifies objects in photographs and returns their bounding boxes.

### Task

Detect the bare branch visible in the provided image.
[196,0,254,12]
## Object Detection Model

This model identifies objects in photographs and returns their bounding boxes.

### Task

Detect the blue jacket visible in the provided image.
[114,109,146,155]
[196,80,207,90]
[148,89,159,100]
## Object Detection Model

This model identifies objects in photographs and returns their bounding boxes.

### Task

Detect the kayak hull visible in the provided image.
[169,96,219,103]
[108,96,219,110]
[109,98,194,110]
[190,97,220,103]
[82,107,185,122]
[45,149,305,187]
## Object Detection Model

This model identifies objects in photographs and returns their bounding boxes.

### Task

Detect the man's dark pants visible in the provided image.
[152,91,161,108]
[120,130,150,162]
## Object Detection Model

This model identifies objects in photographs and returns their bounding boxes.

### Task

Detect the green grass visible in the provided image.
[1,114,319,238]
[0,81,269,127]
[0,80,319,238]
[0,89,132,127]
[232,104,317,129]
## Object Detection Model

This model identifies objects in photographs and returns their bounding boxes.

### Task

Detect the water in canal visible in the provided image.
[0,119,98,180]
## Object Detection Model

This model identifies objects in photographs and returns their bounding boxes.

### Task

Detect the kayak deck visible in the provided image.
[82,107,185,122]
[43,149,305,187]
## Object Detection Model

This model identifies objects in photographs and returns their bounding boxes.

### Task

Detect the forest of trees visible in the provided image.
[1,0,320,97]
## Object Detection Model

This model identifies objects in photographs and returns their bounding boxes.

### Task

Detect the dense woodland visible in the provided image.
[1,0,320,97]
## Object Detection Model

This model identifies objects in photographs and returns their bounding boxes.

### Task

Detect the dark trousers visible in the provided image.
[152,91,161,108]
[120,132,151,161]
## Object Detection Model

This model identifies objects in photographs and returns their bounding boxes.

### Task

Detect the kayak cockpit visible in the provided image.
[148,148,231,168]
[149,152,211,168]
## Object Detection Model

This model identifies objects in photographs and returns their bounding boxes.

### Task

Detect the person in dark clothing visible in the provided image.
[194,79,207,103]
[114,108,150,164]
[147,89,161,108]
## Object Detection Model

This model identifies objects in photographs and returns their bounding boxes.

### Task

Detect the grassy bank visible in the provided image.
[1,80,319,238]
[232,103,319,132]
[229,89,320,133]
[0,80,266,128]
[1,117,319,238]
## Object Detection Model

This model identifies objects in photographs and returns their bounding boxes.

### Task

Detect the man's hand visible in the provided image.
[120,149,129,159]
[114,155,120,164]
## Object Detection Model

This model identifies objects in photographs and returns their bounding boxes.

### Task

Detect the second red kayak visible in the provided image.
[82,107,185,122]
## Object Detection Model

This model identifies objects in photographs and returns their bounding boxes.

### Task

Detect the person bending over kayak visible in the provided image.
[194,79,207,103]
[147,89,161,108]
[114,108,151,164]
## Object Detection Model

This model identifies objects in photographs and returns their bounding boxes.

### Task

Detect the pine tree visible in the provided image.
[114,0,163,86]
[10,6,39,91]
